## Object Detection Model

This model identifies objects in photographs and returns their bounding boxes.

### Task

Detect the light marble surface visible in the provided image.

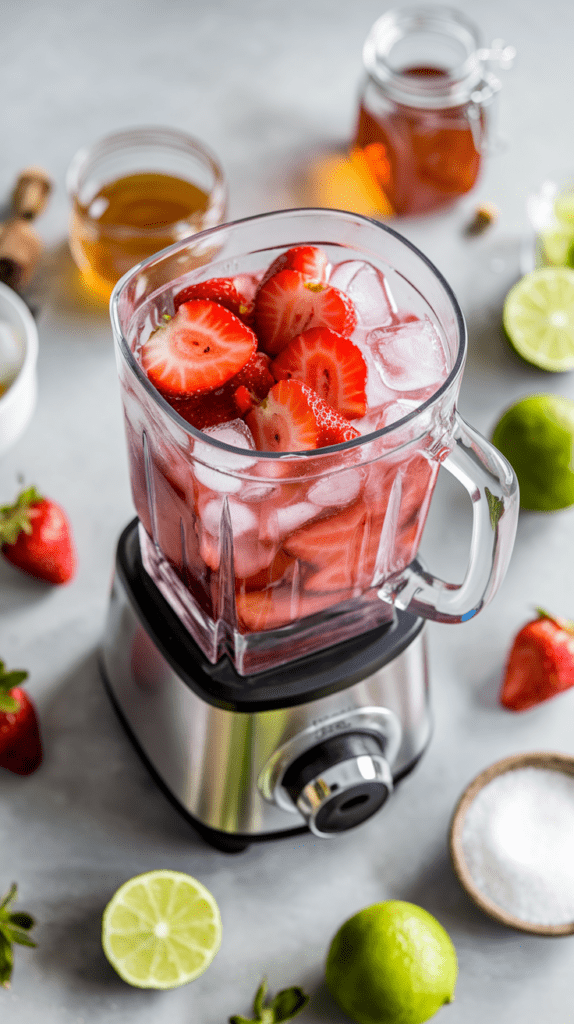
[2,0,574,1021]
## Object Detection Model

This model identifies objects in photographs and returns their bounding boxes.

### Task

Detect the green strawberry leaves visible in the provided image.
[0,486,42,546]
[230,978,309,1024]
[0,661,28,714]
[0,884,37,989]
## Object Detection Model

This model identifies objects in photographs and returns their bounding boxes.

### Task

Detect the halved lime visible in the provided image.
[503,267,574,371]
[102,870,222,989]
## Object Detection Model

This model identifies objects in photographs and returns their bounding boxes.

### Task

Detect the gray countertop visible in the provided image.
[2,0,574,1021]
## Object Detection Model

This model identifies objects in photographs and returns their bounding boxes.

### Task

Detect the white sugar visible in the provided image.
[461,767,574,926]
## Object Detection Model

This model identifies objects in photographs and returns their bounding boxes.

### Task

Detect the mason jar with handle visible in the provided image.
[351,6,515,217]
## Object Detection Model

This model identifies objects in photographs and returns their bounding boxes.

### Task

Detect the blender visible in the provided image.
[100,209,518,851]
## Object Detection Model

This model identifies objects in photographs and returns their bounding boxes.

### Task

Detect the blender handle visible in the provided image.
[383,412,519,623]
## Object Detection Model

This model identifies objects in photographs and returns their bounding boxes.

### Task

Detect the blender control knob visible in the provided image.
[282,733,393,838]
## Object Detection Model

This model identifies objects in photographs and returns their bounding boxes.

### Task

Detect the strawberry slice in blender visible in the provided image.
[246,379,320,452]
[271,327,367,419]
[141,299,257,397]
[246,379,359,453]
[173,277,256,325]
[170,352,274,429]
[254,269,357,356]
[259,245,330,288]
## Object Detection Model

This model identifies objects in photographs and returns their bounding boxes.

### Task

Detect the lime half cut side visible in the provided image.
[503,267,574,371]
[102,870,222,989]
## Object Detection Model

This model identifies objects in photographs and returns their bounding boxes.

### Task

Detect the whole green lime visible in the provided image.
[492,394,574,511]
[325,900,458,1024]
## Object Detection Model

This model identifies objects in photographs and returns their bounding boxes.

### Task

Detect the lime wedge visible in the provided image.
[502,267,574,371]
[102,870,222,989]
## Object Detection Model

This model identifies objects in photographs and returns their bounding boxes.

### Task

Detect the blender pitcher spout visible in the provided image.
[380,413,519,623]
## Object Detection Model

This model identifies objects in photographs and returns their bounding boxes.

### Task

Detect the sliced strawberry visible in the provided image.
[141,299,257,397]
[235,586,335,632]
[254,269,357,356]
[246,379,319,452]
[272,327,367,419]
[259,246,330,288]
[246,380,359,452]
[303,385,361,446]
[170,351,274,429]
[173,277,255,324]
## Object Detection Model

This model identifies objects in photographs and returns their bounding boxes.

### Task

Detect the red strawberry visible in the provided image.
[247,380,360,452]
[169,351,274,429]
[259,245,330,288]
[500,610,574,711]
[303,384,361,446]
[173,276,255,324]
[141,299,257,397]
[254,269,357,356]
[271,327,367,419]
[1,486,76,585]
[246,379,319,452]
[0,661,42,775]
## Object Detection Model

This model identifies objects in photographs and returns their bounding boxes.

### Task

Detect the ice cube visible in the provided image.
[329,260,396,330]
[193,419,256,492]
[367,318,448,394]
[308,469,362,509]
[268,501,319,541]
[383,398,421,428]
[199,496,277,577]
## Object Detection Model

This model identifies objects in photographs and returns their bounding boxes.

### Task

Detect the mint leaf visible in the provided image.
[270,988,310,1021]
[253,979,268,1017]
[230,979,310,1024]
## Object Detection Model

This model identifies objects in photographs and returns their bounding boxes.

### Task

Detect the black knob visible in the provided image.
[282,732,392,836]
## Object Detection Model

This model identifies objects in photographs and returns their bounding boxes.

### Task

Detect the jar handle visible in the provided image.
[467,39,516,154]
[380,412,519,623]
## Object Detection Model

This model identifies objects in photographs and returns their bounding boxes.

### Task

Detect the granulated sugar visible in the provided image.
[461,767,574,926]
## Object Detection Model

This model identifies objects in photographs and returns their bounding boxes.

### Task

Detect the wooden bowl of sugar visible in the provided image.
[449,751,574,936]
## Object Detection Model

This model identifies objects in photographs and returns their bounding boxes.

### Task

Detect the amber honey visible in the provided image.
[69,171,212,301]
[352,66,484,217]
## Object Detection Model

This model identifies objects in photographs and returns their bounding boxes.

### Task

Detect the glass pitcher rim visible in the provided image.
[110,206,467,460]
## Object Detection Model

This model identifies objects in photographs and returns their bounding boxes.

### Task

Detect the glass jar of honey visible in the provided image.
[67,126,227,301]
[352,6,515,217]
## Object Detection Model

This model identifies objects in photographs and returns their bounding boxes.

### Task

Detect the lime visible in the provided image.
[325,900,458,1024]
[503,267,574,371]
[101,870,222,989]
[492,393,574,511]
[554,186,574,227]
[539,227,574,268]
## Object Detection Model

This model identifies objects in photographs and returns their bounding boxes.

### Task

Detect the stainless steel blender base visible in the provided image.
[100,521,432,850]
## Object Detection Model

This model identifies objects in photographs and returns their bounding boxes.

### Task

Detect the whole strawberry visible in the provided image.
[0,485,76,584]
[0,661,42,775]
[500,609,574,711]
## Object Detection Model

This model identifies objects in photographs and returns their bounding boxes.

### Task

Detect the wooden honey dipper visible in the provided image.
[0,167,53,291]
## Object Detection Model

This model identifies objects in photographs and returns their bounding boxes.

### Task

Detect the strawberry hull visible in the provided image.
[111,209,479,674]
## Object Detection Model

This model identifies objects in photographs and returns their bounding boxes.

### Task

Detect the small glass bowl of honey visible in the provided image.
[66,126,228,302]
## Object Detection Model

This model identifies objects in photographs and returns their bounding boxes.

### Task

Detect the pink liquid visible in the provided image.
[122,254,448,639]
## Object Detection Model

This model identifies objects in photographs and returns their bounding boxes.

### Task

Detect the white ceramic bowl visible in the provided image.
[0,282,38,456]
